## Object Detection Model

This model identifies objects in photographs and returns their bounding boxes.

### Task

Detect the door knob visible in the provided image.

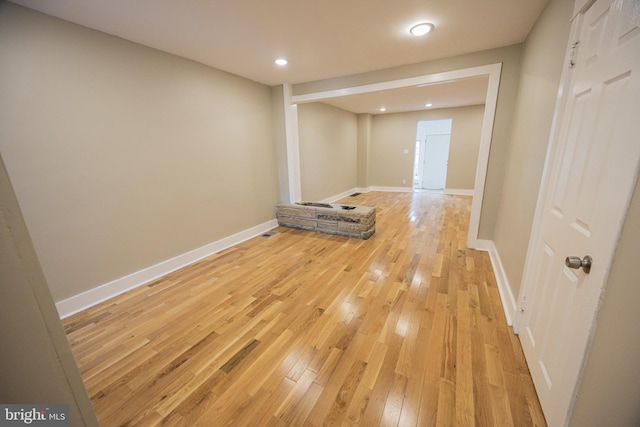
[565,255,592,274]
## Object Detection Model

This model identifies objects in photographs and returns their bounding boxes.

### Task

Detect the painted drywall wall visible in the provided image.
[492,0,573,299]
[271,85,291,203]
[0,3,280,302]
[297,102,357,201]
[370,106,484,190]
[0,154,98,426]
[356,114,373,189]
[293,45,523,239]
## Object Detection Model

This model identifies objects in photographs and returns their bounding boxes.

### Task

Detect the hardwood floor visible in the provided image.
[62,191,546,426]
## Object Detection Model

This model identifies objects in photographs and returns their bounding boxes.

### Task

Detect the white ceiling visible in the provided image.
[11,0,549,87]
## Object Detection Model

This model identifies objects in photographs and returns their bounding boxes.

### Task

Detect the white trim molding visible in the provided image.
[514,14,581,334]
[368,186,413,193]
[56,219,278,319]
[288,63,503,252]
[471,238,493,252]
[283,84,302,203]
[444,188,474,196]
[475,240,517,326]
[318,188,365,204]
[291,64,503,105]
[467,63,502,250]
[352,187,370,195]
[317,186,476,201]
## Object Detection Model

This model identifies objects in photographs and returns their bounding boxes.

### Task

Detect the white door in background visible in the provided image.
[421,134,450,190]
[413,119,452,189]
[517,0,640,426]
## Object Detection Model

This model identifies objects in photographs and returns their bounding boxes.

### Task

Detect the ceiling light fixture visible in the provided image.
[409,22,434,36]
[275,58,288,66]
[425,103,433,107]
[379,107,387,112]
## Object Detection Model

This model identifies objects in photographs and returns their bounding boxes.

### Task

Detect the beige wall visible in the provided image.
[492,0,573,298]
[369,105,484,190]
[271,85,292,203]
[0,154,98,426]
[297,102,357,201]
[2,2,638,426]
[356,114,373,189]
[294,45,523,239]
[0,3,280,302]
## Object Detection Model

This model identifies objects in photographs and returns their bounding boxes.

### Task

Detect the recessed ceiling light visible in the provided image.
[379,107,387,112]
[409,22,434,36]
[425,103,433,107]
[275,58,288,66]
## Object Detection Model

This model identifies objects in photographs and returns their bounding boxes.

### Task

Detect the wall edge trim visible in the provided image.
[444,188,474,196]
[476,239,517,326]
[318,187,362,203]
[368,186,413,193]
[56,219,278,319]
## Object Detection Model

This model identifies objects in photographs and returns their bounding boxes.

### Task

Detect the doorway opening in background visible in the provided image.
[413,119,452,190]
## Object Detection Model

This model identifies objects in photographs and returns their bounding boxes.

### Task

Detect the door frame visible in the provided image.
[515,1,640,424]
[413,119,453,190]
[514,5,582,334]
[287,63,502,249]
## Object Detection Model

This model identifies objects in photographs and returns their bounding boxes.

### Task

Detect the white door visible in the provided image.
[518,0,640,426]
[421,134,450,190]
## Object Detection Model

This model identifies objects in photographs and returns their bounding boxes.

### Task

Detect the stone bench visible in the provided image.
[275,202,376,240]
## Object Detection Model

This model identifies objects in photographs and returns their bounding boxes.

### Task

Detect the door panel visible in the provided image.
[421,134,450,190]
[519,0,640,425]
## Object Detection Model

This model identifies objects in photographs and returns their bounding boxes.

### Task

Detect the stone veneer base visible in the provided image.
[276,202,376,240]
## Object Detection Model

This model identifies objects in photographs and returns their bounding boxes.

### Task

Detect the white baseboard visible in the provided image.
[368,186,413,193]
[318,188,362,204]
[352,187,370,194]
[56,219,278,319]
[475,240,517,326]
[444,188,474,196]
[318,186,414,204]
[470,238,492,251]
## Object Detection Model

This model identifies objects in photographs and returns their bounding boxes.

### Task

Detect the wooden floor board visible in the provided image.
[62,191,546,426]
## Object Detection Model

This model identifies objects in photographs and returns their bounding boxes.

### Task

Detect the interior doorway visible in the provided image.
[289,63,502,249]
[413,119,452,190]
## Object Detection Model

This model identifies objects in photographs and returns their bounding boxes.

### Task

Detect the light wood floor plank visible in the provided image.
[62,191,546,426]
